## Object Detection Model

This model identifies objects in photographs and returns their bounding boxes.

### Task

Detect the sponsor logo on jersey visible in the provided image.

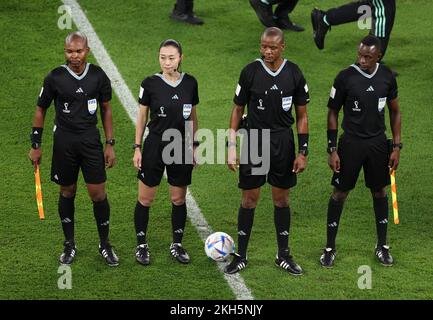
[378,97,387,112]
[87,98,97,115]
[172,94,179,100]
[76,87,84,93]
[183,104,192,119]
[282,96,292,111]
[158,106,167,117]
[62,102,71,114]
[270,84,279,90]
[366,85,375,92]
[257,98,265,110]
[352,100,361,112]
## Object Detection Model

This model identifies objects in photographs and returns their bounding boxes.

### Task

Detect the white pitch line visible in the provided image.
[63,0,254,300]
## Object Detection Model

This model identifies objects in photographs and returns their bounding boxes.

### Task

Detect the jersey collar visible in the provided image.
[62,63,90,81]
[155,72,185,88]
[350,63,379,79]
[256,58,287,77]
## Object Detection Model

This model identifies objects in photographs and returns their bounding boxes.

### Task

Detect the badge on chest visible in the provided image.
[183,104,192,119]
[87,98,97,115]
[378,97,387,112]
[282,96,293,111]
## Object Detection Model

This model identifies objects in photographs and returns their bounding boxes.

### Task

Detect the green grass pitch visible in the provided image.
[1,0,433,299]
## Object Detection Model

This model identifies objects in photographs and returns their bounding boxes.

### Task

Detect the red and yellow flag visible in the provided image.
[34,164,45,220]
[390,170,399,225]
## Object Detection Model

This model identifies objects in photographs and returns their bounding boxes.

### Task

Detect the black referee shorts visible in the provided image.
[51,127,106,186]
[137,134,193,188]
[239,129,297,190]
[331,133,390,192]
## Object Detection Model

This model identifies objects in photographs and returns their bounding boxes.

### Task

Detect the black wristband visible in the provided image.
[30,127,43,144]
[298,133,309,154]
[327,129,337,148]
[193,141,200,147]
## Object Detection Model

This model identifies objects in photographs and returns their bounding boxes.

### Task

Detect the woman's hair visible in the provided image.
[159,39,183,72]
[159,39,183,55]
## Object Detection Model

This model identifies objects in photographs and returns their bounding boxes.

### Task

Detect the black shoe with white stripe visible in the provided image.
[320,247,336,268]
[224,253,248,274]
[249,0,277,27]
[375,245,393,266]
[99,242,119,267]
[311,8,330,50]
[59,240,77,265]
[275,248,303,276]
[136,243,150,266]
[170,243,190,264]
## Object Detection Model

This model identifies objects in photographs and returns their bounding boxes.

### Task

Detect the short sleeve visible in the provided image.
[327,72,346,111]
[37,74,55,109]
[293,66,310,106]
[233,66,251,106]
[138,78,151,106]
[99,71,112,103]
[192,77,199,106]
[387,74,398,101]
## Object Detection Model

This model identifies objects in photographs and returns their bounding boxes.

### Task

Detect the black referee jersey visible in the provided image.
[233,58,309,132]
[37,63,112,132]
[328,63,397,138]
[138,72,199,137]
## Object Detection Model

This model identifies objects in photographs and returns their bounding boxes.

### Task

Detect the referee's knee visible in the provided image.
[170,196,186,206]
[241,197,259,209]
[138,196,155,207]
[60,184,77,198]
[331,189,349,202]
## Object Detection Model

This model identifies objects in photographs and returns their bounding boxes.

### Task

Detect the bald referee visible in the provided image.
[225,27,309,275]
[28,32,119,267]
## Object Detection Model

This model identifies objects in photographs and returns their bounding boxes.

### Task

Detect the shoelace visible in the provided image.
[379,247,390,259]
[64,242,75,255]
[137,246,149,256]
[174,245,186,256]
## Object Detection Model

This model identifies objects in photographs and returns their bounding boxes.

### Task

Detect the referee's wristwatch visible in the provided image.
[132,143,141,150]
[327,146,337,154]
[31,142,41,150]
[106,138,115,146]
[392,142,403,150]
[298,149,308,157]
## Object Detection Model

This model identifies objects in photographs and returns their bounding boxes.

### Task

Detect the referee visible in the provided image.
[28,32,119,267]
[133,39,199,266]
[225,27,309,275]
[320,35,401,268]
[311,0,396,60]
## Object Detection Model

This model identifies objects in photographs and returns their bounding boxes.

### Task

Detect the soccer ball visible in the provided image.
[204,232,235,262]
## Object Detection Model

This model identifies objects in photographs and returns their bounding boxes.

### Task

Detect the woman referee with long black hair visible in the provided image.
[132,39,199,266]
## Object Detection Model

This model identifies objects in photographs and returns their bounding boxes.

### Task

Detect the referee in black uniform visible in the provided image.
[28,32,119,266]
[225,27,309,275]
[133,39,199,266]
[311,0,396,59]
[320,35,401,268]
